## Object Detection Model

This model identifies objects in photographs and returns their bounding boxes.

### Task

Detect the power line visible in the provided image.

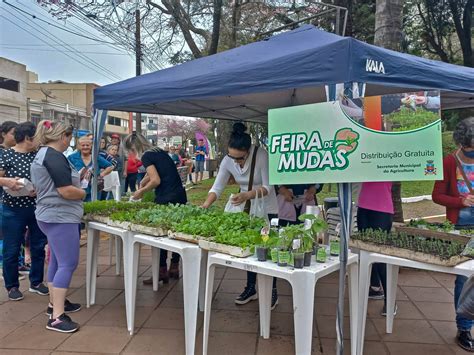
[3,6,123,81]
[2,0,118,45]
[2,47,129,55]
[0,14,121,82]
[0,43,116,46]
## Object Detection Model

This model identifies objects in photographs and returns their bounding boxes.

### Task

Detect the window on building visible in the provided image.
[107,116,121,126]
[0,77,20,92]
[121,119,129,129]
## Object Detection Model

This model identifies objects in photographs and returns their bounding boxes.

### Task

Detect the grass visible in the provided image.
[180,179,435,208]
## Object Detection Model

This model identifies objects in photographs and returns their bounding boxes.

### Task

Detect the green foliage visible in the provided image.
[385,107,439,132]
[442,131,457,157]
[84,200,155,216]
[353,228,465,260]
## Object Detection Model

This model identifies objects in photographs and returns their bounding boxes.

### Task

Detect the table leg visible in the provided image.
[87,228,100,307]
[115,237,122,276]
[386,264,399,334]
[127,241,141,335]
[357,250,373,355]
[108,235,114,266]
[291,272,315,355]
[257,274,273,339]
[198,249,208,312]
[151,247,159,292]
[122,233,132,333]
[181,248,201,355]
[348,262,359,355]
[202,260,215,355]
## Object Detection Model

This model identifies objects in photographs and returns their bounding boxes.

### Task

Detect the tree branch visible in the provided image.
[209,0,223,55]
[146,0,171,15]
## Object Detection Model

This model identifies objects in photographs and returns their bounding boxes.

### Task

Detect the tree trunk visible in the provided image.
[209,0,223,55]
[374,0,405,222]
[374,0,404,51]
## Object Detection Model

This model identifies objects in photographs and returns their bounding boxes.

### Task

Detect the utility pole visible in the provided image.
[135,8,142,134]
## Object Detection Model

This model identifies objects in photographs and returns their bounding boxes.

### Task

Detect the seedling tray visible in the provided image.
[129,224,167,237]
[198,239,252,258]
[168,231,201,245]
[106,220,132,230]
[394,225,470,243]
[84,215,110,224]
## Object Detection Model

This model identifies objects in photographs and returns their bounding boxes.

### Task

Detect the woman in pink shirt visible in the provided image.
[357,182,394,315]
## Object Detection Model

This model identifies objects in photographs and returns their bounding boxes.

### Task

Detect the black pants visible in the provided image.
[160,250,180,267]
[125,173,138,193]
[247,213,278,290]
[357,207,393,300]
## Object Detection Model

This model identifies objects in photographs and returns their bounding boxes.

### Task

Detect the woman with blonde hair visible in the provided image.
[31,120,85,333]
[125,132,186,282]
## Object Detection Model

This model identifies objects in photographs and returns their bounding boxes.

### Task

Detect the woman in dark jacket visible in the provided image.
[432,117,474,352]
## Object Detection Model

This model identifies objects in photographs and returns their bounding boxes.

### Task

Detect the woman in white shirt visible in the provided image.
[202,122,279,309]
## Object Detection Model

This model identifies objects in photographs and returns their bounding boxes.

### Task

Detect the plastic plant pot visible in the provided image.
[312,245,318,255]
[316,245,327,263]
[256,246,268,262]
[270,247,279,263]
[277,250,290,267]
[293,252,304,269]
[304,251,312,266]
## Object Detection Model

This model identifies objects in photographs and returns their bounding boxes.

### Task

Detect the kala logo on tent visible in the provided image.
[270,128,360,172]
[366,58,385,74]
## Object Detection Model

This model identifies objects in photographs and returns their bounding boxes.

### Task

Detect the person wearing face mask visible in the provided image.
[202,122,279,310]
[432,117,474,352]
[0,122,49,301]
[31,120,84,333]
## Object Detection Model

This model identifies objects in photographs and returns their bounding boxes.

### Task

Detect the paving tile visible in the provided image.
[0,350,51,355]
[223,268,248,280]
[318,271,340,284]
[385,341,455,355]
[108,289,166,308]
[372,319,445,344]
[398,271,441,287]
[67,287,123,306]
[211,291,259,312]
[68,275,86,289]
[0,322,24,339]
[57,325,131,353]
[320,338,388,355]
[95,275,125,289]
[52,352,115,355]
[314,297,349,317]
[401,286,453,303]
[136,276,178,291]
[256,335,323,354]
[316,315,379,341]
[429,272,456,289]
[159,291,183,308]
[415,301,456,321]
[87,305,152,328]
[269,312,294,336]
[141,306,203,330]
[367,300,424,320]
[202,330,258,355]
[450,344,473,354]
[0,302,45,322]
[209,309,259,333]
[430,320,458,344]
[0,323,70,350]
[122,328,185,354]
[273,295,294,314]
[217,279,250,294]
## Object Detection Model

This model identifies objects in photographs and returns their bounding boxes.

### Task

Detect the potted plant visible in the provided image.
[299,214,328,257]
[254,226,278,262]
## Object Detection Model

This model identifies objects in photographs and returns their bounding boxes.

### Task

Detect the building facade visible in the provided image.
[0,57,28,123]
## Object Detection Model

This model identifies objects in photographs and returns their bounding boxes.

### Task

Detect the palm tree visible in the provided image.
[374,0,405,222]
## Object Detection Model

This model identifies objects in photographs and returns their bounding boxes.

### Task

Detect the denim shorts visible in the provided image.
[458,207,474,225]
[195,160,205,173]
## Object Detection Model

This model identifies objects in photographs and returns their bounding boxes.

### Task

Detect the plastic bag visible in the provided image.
[462,238,474,258]
[457,276,474,320]
[250,189,267,219]
[103,171,120,192]
[224,194,245,213]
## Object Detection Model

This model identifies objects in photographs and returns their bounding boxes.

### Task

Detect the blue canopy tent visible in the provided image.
[92,25,474,355]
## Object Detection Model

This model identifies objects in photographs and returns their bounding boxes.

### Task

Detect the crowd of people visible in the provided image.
[0,117,472,351]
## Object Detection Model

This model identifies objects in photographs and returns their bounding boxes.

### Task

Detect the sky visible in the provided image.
[0,0,137,85]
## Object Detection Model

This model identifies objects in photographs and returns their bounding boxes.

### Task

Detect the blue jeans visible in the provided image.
[455,275,473,331]
[2,205,47,290]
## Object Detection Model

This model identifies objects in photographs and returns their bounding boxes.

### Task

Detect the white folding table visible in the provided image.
[357,250,474,355]
[86,221,132,308]
[202,251,359,355]
[126,234,207,355]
